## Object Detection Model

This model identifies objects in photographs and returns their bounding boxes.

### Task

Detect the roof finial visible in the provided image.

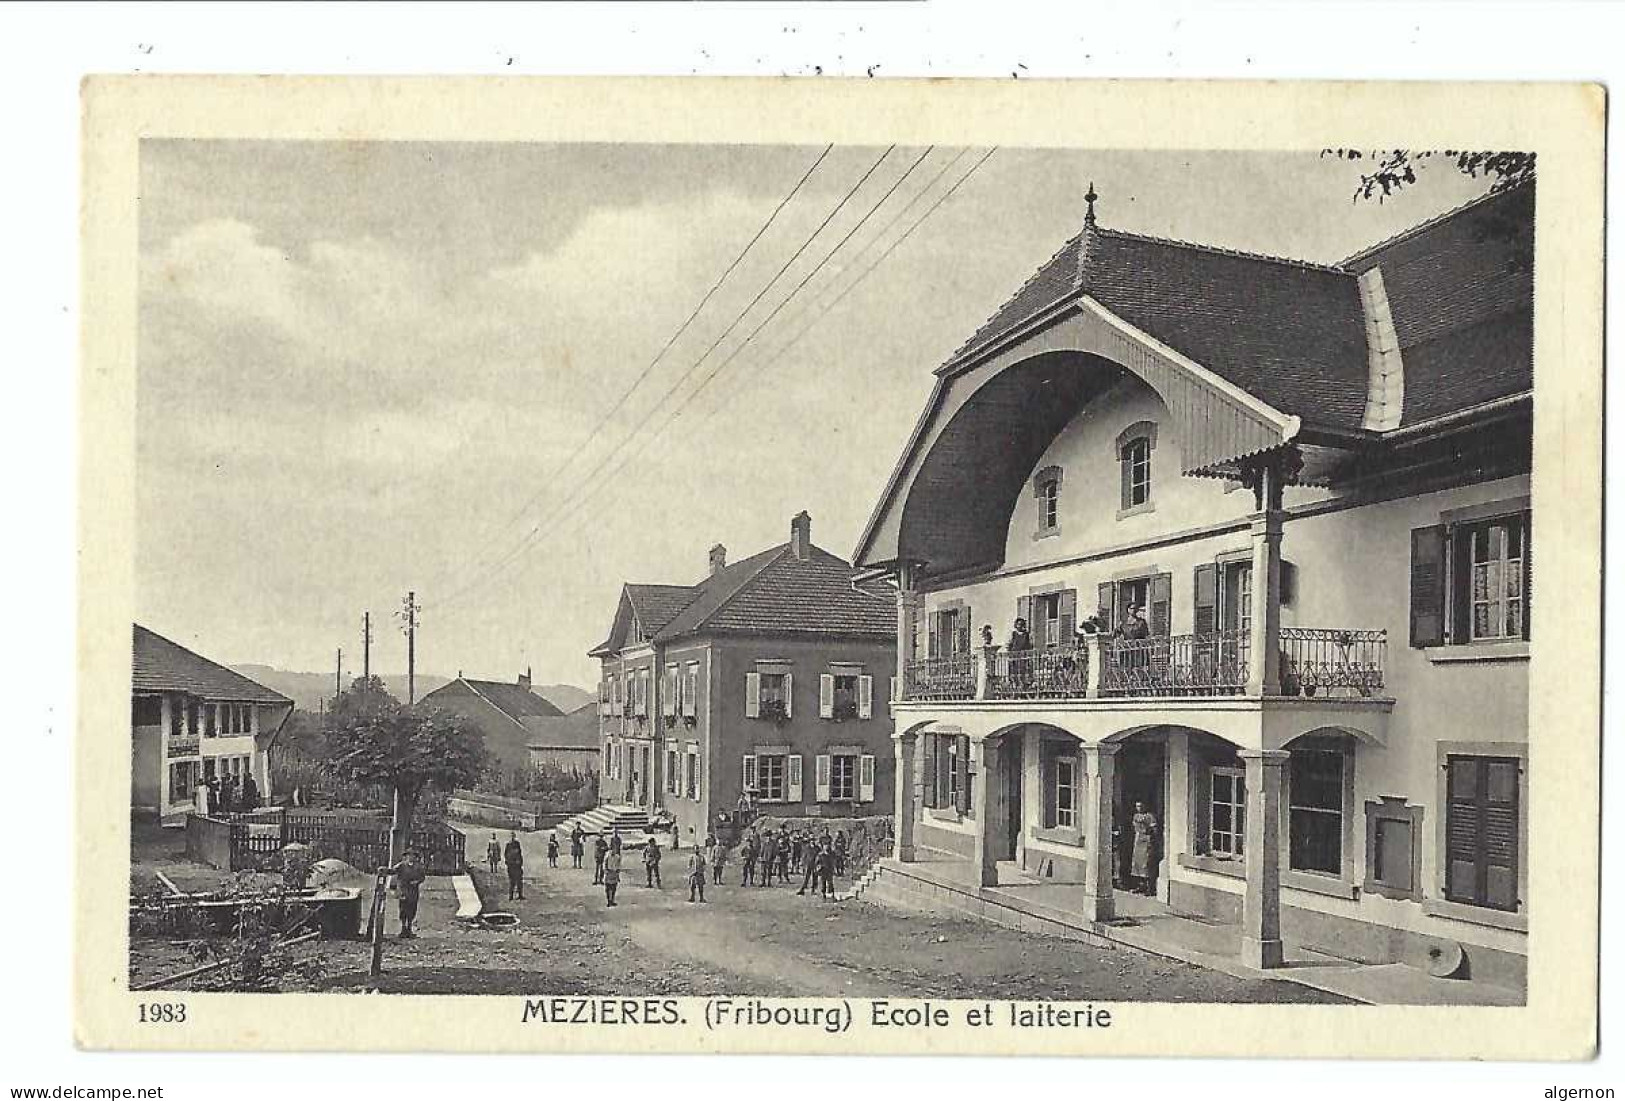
[1084,181,1099,228]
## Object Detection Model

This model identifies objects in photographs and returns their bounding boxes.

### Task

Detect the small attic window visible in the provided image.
[1115,421,1159,518]
[1032,465,1063,540]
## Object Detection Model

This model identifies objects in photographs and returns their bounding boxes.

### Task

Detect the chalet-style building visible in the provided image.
[590,512,896,846]
[131,624,293,824]
[418,671,565,780]
[854,183,1533,990]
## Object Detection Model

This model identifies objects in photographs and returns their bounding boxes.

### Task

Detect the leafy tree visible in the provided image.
[1322,149,1534,203]
[324,705,488,859]
[327,674,399,725]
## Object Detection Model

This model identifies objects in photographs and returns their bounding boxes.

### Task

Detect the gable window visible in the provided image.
[1409,504,1531,649]
[1031,465,1063,539]
[1116,421,1159,517]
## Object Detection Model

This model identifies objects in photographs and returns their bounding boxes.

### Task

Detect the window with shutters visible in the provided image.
[1445,754,1521,912]
[757,753,787,802]
[830,753,858,801]
[682,663,699,721]
[759,673,788,712]
[1410,506,1531,649]
[831,673,860,720]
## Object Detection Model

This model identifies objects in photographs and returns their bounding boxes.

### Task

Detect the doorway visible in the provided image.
[1000,735,1023,861]
[1114,736,1166,890]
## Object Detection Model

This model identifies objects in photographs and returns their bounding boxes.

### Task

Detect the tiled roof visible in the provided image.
[688,545,897,637]
[457,679,564,722]
[132,625,292,704]
[1342,184,1533,424]
[598,542,894,653]
[940,183,1534,434]
[624,584,700,636]
[523,704,601,751]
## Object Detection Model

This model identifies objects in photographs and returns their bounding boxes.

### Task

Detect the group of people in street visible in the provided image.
[737,825,847,900]
[196,771,259,816]
[481,819,857,909]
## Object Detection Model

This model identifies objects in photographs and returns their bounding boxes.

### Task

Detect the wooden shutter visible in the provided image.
[783,673,793,718]
[1409,525,1447,647]
[1097,582,1116,631]
[743,754,757,794]
[1058,589,1077,646]
[916,614,929,661]
[1149,572,1173,637]
[745,672,761,718]
[1042,747,1058,827]
[684,666,698,718]
[787,754,803,802]
[1280,560,1297,607]
[815,754,832,801]
[956,608,972,654]
[663,667,677,717]
[859,754,876,802]
[857,675,873,719]
[927,613,940,658]
[819,674,835,718]
[1446,756,1521,911]
[954,735,972,815]
[921,734,939,808]
[1193,563,1218,635]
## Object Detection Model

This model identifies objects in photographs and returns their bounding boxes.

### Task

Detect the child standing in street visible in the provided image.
[546,832,560,868]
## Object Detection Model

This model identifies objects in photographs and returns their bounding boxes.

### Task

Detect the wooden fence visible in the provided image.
[200,809,466,874]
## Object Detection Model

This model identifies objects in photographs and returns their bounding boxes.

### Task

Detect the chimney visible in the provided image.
[790,510,812,560]
[518,668,531,690]
[709,543,728,576]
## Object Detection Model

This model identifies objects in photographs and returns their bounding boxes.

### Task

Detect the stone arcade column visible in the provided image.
[893,731,918,862]
[971,735,1002,888]
[1239,749,1289,969]
[1080,743,1119,923]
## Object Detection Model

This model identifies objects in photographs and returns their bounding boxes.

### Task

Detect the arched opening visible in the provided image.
[897,351,1133,579]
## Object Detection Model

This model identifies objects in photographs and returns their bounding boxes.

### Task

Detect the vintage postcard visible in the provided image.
[77,77,1603,1056]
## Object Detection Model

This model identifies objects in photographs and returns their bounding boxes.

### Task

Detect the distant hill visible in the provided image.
[230,664,590,716]
[536,683,594,712]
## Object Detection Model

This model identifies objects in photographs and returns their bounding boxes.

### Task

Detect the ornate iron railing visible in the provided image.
[903,654,975,701]
[989,644,1089,699]
[1281,628,1386,697]
[1101,631,1250,696]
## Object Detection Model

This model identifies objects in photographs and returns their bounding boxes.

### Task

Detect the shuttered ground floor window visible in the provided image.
[1445,754,1521,912]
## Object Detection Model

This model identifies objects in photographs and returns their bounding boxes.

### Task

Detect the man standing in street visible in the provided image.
[643,836,663,888]
[740,828,758,886]
[570,826,585,869]
[392,848,427,939]
[592,834,608,885]
[486,833,502,876]
[504,832,525,901]
[687,845,707,903]
[603,845,622,907]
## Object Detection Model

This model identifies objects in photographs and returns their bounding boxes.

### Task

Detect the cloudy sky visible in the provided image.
[137,142,1490,689]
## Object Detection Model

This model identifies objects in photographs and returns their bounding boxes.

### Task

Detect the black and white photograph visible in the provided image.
[69,75,1603,1060]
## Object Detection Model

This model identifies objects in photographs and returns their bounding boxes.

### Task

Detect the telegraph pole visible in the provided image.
[400,591,421,704]
[362,613,373,683]
[335,647,343,699]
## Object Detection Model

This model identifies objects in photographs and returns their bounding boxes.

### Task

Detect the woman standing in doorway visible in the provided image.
[1129,801,1159,896]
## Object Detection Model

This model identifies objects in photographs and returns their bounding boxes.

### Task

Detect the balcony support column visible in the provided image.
[975,645,996,700]
[1245,454,1290,696]
[893,731,918,862]
[1082,633,1106,698]
[1080,743,1119,922]
[896,562,921,699]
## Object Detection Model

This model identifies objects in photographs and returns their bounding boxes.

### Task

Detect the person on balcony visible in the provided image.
[1008,617,1033,653]
[241,773,259,809]
[1129,802,1159,896]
